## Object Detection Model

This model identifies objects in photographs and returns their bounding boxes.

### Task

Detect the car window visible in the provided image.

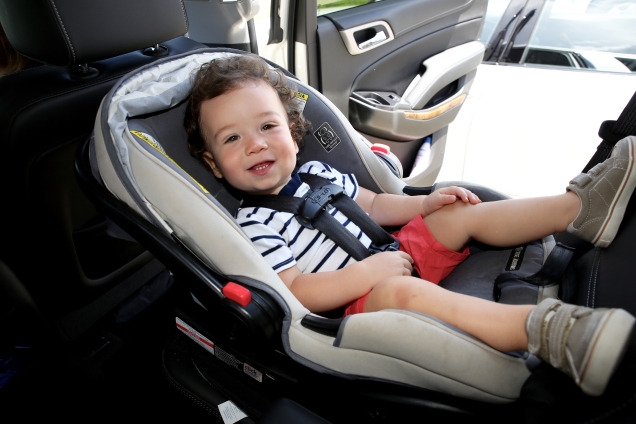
[479,0,512,43]
[521,0,636,72]
[317,0,382,16]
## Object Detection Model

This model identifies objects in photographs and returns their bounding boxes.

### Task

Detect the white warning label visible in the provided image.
[218,400,247,424]
[176,317,264,384]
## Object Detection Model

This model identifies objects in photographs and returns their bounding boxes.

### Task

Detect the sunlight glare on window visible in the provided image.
[317,0,380,16]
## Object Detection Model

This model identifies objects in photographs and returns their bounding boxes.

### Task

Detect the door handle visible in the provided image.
[340,21,394,55]
[358,30,387,50]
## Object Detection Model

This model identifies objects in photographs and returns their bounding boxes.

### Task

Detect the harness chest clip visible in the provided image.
[297,184,344,229]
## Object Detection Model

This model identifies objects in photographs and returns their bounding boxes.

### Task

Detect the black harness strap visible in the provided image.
[583,90,636,173]
[240,173,398,261]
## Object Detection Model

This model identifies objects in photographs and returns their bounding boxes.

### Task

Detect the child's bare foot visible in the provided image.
[566,136,636,247]
[526,298,635,396]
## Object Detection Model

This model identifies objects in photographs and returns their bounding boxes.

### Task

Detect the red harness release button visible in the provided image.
[370,143,390,155]
[222,282,252,307]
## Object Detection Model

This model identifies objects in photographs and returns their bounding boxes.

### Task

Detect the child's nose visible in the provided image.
[246,135,267,153]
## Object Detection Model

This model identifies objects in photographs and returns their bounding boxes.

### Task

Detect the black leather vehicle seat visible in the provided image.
[0,0,205,341]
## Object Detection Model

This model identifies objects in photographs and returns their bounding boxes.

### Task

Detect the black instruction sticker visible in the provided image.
[313,122,341,152]
[505,245,526,271]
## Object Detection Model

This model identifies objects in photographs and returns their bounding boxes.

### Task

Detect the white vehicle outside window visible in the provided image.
[522,0,636,72]
[437,0,636,198]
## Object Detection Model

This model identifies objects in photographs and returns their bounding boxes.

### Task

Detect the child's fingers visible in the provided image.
[436,193,458,206]
[439,186,467,202]
[465,189,481,204]
[401,254,413,274]
[452,187,481,204]
[397,250,414,264]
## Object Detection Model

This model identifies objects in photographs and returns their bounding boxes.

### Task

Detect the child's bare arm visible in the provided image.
[355,186,481,226]
[278,251,413,313]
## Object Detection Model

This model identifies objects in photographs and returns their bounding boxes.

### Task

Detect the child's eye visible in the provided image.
[225,135,239,143]
[262,123,276,131]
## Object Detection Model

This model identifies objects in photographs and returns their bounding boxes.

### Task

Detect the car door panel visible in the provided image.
[349,41,485,141]
[309,0,487,185]
[316,0,486,114]
[325,0,476,38]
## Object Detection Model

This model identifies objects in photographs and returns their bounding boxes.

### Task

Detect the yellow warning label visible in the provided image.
[130,130,210,194]
[131,130,166,154]
[296,92,309,102]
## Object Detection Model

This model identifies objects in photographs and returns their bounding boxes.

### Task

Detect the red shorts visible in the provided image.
[343,215,469,316]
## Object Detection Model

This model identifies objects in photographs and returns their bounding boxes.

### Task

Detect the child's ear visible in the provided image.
[202,151,224,179]
[289,123,299,154]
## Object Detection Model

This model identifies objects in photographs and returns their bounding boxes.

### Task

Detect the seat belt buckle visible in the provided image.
[368,239,400,255]
[297,184,344,229]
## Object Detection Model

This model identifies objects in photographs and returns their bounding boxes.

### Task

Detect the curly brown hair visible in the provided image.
[184,54,311,172]
[0,23,32,76]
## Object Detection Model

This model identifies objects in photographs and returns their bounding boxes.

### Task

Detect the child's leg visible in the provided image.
[424,192,579,252]
[364,276,635,396]
[425,136,636,252]
[364,276,533,352]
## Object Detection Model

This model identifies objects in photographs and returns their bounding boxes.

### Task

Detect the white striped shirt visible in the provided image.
[236,161,372,274]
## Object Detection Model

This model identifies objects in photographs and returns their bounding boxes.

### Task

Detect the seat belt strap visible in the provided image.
[613,90,636,138]
[583,90,636,173]
[493,243,575,302]
[310,205,372,261]
[299,173,397,248]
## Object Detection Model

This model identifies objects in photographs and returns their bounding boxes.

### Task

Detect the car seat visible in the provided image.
[76,49,636,422]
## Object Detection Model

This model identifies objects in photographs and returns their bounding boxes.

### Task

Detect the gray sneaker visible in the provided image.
[526,298,635,396]
[566,136,636,247]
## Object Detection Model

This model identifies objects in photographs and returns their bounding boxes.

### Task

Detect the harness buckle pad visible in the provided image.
[368,239,400,255]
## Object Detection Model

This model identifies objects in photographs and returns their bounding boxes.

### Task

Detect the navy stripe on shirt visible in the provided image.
[262,244,284,257]
[273,256,295,271]
[296,231,323,260]
[337,254,352,270]
[288,225,306,247]
[240,220,265,227]
[279,215,295,236]
[348,174,358,199]
[311,244,339,273]
[251,234,286,243]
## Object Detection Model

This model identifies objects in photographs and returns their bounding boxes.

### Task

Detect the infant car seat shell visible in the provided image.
[91,48,549,404]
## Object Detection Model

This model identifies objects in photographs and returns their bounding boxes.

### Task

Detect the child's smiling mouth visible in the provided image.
[249,161,274,175]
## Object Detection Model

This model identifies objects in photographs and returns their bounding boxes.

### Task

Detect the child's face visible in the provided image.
[200,81,299,195]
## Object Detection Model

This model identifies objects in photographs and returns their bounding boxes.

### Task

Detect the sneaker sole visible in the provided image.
[579,308,635,396]
[593,136,636,248]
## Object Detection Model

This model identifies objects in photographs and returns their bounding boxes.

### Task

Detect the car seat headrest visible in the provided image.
[127,101,243,215]
[0,0,188,67]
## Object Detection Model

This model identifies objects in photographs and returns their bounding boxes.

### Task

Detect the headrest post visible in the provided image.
[143,44,169,57]
[70,63,99,80]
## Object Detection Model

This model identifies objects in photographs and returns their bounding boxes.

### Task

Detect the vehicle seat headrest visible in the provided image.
[0,0,189,67]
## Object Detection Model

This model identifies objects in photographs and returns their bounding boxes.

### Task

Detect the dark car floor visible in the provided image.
[1,284,215,420]
[4,281,636,424]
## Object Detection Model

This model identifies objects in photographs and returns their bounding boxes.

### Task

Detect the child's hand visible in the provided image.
[362,251,413,282]
[422,186,481,216]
